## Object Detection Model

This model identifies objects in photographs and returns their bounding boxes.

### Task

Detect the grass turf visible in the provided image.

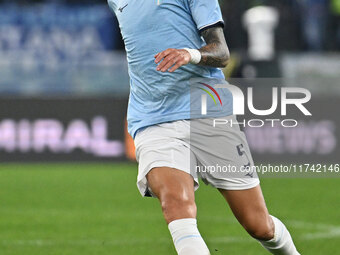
[0,163,339,254]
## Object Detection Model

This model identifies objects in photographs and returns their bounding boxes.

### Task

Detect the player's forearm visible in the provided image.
[198,43,229,68]
[154,27,229,72]
[198,27,230,68]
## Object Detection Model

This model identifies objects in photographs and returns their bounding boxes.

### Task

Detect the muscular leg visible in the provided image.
[219,185,300,255]
[147,167,210,255]
[147,167,196,223]
[219,185,274,240]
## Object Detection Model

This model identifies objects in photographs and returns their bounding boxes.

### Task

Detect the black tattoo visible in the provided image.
[198,26,230,68]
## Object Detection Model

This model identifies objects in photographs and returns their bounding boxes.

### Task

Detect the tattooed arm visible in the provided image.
[198,26,230,68]
[155,26,229,72]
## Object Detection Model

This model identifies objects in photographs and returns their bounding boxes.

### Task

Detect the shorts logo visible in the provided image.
[118,3,128,12]
[198,82,223,107]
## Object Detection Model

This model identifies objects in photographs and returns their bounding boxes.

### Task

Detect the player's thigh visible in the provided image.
[219,185,273,238]
[147,167,197,223]
[147,167,195,202]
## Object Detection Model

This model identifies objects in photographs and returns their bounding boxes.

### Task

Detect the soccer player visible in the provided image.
[108,0,301,254]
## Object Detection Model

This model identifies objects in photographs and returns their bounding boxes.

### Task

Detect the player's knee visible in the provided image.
[160,191,196,220]
[244,216,275,241]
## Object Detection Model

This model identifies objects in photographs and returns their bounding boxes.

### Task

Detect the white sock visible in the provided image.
[259,215,300,255]
[168,218,210,255]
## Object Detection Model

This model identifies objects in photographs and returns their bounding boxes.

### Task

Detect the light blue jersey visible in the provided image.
[108,0,233,138]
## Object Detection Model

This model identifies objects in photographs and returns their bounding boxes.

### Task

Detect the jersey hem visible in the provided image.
[130,109,233,138]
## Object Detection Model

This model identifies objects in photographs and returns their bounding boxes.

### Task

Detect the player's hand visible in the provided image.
[154,48,191,73]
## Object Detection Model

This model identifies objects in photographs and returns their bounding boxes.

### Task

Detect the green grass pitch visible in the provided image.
[0,163,339,254]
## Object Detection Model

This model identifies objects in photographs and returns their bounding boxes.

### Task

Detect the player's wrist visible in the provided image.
[183,48,201,65]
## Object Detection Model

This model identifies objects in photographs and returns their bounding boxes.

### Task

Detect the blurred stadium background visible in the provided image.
[0,0,339,254]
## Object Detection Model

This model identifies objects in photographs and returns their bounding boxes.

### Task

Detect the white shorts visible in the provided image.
[134,115,260,197]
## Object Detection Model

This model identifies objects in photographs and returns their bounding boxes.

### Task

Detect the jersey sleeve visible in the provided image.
[188,0,224,32]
